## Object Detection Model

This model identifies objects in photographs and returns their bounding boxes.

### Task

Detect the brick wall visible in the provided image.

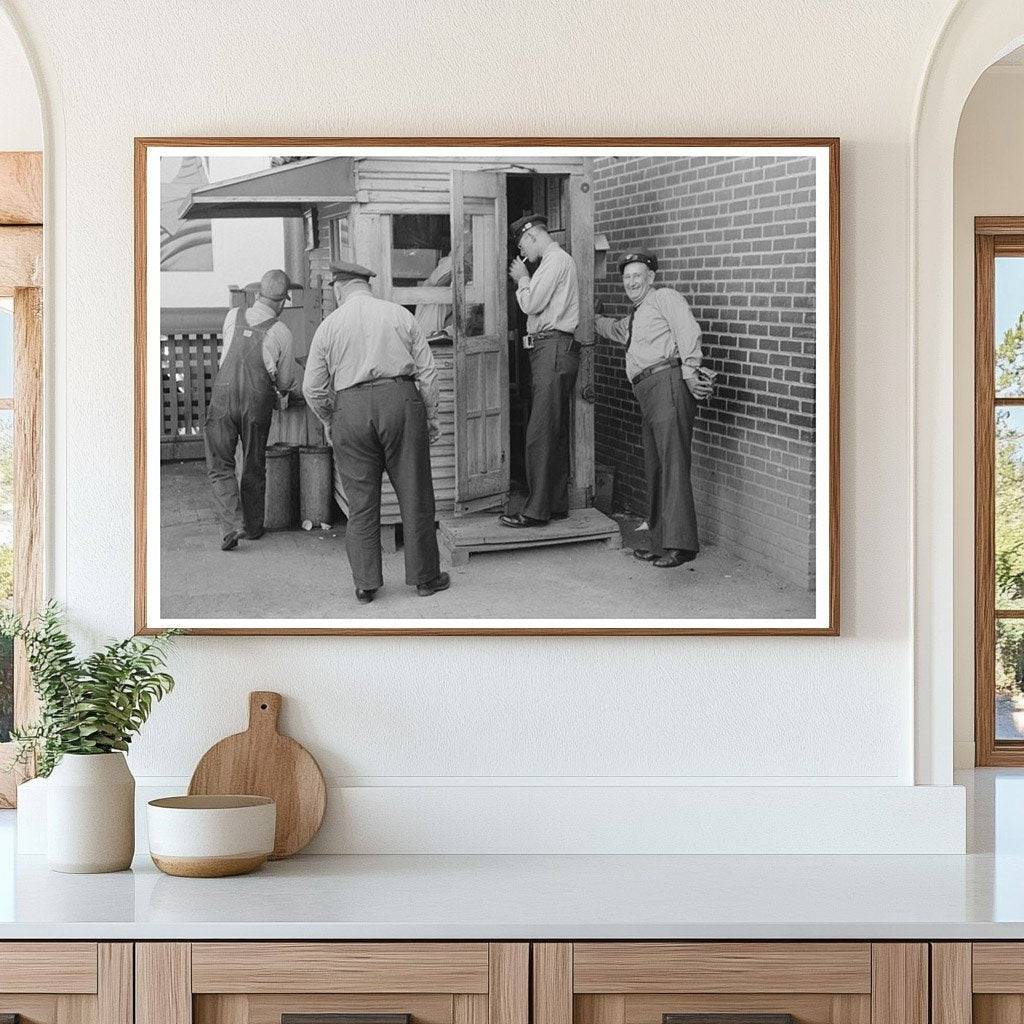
[592,155,817,591]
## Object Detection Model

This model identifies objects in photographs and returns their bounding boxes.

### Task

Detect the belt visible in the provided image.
[341,375,416,391]
[630,356,682,386]
[530,329,575,342]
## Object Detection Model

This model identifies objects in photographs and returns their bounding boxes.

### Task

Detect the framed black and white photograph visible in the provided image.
[135,138,839,636]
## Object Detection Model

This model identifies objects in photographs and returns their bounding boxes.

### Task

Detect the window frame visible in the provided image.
[975,218,1024,765]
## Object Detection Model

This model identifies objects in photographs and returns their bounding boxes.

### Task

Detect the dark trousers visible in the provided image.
[332,379,440,590]
[633,367,700,553]
[523,335,579,520]
[204,409,272,537]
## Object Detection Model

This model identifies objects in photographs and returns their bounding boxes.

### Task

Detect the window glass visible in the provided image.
[996,406,1024,609]
[392,214,452,335]
[996,256,1024,396]
[997,620,1024,740]
[0,401,11,743]
[0,302,12,399]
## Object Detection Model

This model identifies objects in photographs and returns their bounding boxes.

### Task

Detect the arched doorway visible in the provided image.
[913,0,1024,785]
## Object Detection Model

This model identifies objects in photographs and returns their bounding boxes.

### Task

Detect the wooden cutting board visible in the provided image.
[188,691,326,859]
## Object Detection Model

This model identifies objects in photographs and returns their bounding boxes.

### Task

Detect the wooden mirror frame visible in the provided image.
[0,152,43,807]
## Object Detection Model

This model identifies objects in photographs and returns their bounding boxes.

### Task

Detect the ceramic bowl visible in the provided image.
[146,795,276,877]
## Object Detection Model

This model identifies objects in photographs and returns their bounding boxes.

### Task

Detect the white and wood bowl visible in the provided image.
[147,795,276,877]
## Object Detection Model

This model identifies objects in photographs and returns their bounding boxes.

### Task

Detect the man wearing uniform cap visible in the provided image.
[500,212,583,529]
[204,268,302,552]
[595,250,712,568]
[302,261,449,605]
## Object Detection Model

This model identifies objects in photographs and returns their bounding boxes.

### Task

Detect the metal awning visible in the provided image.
[180,156,357,219]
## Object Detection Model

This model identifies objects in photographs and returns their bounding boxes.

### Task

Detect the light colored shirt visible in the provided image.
[302,287,439,425]
[515,243,580,335]
[595,287,702,383]
[220,301,301,396]
[413,254,453,337]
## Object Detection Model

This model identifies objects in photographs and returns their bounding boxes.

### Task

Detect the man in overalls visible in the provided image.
[204,269,300,551]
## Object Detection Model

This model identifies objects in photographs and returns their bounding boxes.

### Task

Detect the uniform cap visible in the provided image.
[510,213,548,243]
[329,261,376,282]
[618,249,659,273]
[259,268,292,302]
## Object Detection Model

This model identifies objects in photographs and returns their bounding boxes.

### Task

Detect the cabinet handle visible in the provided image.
[283,1016,411,1024]
[664,1016,797,1024]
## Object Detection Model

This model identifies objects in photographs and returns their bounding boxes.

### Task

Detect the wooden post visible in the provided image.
[569,169,595,508]
[13,286,43,721]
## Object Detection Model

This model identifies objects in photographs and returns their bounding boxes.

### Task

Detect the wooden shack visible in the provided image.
[177,153,599,546]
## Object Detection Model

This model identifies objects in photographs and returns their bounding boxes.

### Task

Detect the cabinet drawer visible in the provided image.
[191,943,490,993]
[572,943,872,994]
[0,942,98,993]
[139,942,528,1024]
[534,943,926,1024]
[0,943,130,1024]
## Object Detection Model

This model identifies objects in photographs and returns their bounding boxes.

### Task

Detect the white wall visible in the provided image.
[0,0,975,852]
[0,7,39,150]
[952,65,1024,767]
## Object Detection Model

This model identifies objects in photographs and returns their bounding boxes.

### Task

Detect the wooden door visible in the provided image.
[534,943,927,1024]
[137,942,528,1024]
[451,169,509,514]
[0,942,132,1024]
[935,942,1024,1024]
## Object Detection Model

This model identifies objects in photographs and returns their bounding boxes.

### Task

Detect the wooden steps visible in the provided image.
[438,508,621,566]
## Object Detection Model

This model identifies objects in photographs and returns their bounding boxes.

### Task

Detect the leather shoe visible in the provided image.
[653,548,697,568]
[221,530,243,551]
[499,513,548,528]
[355,587,378,604]
[633,548,658,562]
[417,572,451,597]
[245,527,266,541]
[550,511,569,521]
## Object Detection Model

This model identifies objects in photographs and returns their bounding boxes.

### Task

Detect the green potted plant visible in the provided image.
[2,603,178,873]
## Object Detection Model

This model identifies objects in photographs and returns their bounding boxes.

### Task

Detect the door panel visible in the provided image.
[533,944,924,1024]
[138,941,526,1024]
[451,168,509,512]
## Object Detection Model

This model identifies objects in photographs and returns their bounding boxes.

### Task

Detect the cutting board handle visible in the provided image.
[248,691,282,734]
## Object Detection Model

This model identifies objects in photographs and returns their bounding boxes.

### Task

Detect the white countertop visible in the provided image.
[1,770,1022,941]
[1,850,1024,940]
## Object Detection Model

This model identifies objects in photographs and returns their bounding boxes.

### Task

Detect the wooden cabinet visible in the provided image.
[532,944,928,1024]
[931,943,1024,1024]
[136,943,528,1024]
[0,938,943,1024]
[0,942,132,1024]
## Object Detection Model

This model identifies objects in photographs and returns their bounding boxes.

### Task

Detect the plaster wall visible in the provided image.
[0,0,981,851]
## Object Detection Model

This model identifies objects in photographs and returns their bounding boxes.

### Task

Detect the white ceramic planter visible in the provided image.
[46,752,135,873]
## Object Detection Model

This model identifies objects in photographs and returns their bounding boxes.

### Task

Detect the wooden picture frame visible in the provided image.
[135,138,840,636]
